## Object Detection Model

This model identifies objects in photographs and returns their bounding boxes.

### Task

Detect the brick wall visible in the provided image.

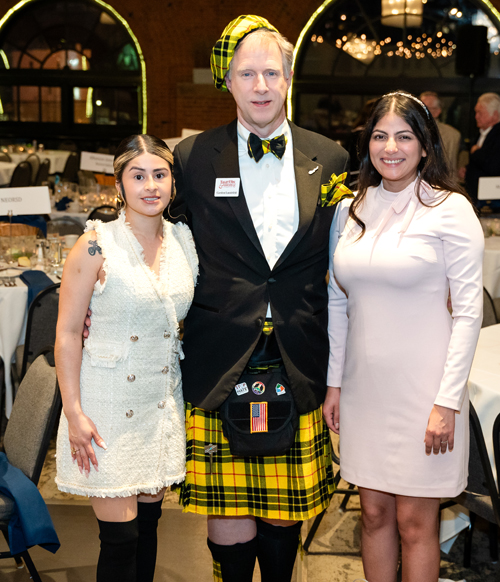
[0,0,500,139]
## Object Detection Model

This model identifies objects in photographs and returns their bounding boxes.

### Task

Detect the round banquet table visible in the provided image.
[440,323,500,551]
[0,161,18,186]
[483,236,500,299]
[0,269,58,417]
[468,323,500,475]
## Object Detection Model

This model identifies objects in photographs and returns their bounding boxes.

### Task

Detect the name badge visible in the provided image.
[214,178,240,197]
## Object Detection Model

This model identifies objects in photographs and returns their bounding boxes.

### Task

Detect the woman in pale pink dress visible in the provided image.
[324,92,484,582]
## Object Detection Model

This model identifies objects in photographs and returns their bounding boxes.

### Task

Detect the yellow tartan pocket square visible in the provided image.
[320,172,354,207]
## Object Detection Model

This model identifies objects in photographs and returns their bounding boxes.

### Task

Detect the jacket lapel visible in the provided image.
[274,123,323,270]
[211,121,265,258]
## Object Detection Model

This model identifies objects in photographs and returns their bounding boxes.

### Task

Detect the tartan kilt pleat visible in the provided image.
[179,403,335,521]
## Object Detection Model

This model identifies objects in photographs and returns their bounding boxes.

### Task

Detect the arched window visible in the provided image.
[290,0,500,145]
[0,0,145,147]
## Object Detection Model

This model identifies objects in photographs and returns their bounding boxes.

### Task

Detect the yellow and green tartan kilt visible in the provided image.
[179,403,335,521]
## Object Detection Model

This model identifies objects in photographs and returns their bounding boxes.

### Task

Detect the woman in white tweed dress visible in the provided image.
[55,135,198,582]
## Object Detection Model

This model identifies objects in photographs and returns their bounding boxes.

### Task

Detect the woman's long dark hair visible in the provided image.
[350,91,472,238]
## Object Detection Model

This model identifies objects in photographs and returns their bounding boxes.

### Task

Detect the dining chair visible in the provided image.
[452,404,500,567]
[78,169,97,187]
[0,152,11,162]
[46,217,84,236]
[88,204,119,223]
[9,161,32,188]
[25,153,40,185]
[493,297,500,323]
[12,284,60,386]
[35,158,50,186]
[61,152,80,183]
[0,349,61,582]
[482,287,498,328]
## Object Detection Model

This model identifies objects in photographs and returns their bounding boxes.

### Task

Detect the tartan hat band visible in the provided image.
[210,15,279,92]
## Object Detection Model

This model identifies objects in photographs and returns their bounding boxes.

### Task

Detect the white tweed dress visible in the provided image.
[56,212,198,498]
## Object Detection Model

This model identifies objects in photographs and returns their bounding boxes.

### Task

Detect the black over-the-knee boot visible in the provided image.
[256,518,303,582]
[96,517,139,582]
[207,537,258,582]
[136,499,163,582]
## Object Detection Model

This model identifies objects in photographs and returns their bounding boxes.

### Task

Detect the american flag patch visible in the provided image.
[250,402,268,433]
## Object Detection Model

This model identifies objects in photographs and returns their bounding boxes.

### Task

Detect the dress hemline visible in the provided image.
[340,470,466,499]
[55,472,185,499]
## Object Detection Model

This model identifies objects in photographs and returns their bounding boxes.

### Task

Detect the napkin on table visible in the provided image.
[20,270,55,307]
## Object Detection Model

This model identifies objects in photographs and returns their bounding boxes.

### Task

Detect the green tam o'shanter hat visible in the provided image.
[210,15,279,92]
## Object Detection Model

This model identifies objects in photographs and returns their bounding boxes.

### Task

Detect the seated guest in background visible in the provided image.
[55,135,198,582]
[459,92,500,208]
[420,91,461,176]
[325,92,483,582]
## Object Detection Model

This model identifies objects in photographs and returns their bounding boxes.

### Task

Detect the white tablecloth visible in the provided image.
[8,150,72,174]
[440,323,500,550]
[0,161,17,186]
[483,237,500,299]
[0,269,58,417]
[468,323,500,475]
[0,270,29,417]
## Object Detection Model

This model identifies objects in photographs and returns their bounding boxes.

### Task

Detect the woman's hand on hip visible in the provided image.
[323,386,341,434]
[424,404,456,455]
[67,412,107,474]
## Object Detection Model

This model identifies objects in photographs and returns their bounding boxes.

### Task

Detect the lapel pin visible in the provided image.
[308,166,319,175]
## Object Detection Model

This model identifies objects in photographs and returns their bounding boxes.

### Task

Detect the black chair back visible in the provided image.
[20,284,60,380]
[463,404,500,525]
[483,287,498,328]
[9,161,32,187]
[35,158,50,186]
[25,153,40,185]
[88,205,119,222]
[62,152,80,183]
[493,413,500,501]
[0,151,11,162]
[47,217,84,236]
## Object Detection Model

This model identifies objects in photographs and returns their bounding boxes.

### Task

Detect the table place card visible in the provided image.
[80,151,114,175]
[478,176,500,200]
[0,186,51,215]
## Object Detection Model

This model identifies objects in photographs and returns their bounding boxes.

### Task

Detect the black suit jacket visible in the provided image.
[466,122,500,204]
[172,119,349,414]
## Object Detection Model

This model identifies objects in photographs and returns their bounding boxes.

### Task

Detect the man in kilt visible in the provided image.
[172,15,350,582]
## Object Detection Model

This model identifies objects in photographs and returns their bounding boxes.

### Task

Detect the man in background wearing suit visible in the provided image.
[172,16,349,582]
[420,91,461,176]
[459,92,500,209]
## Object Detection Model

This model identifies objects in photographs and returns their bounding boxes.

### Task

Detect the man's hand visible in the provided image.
[323,386,340,434]
[470,144,480,154]
[83,308,92,338]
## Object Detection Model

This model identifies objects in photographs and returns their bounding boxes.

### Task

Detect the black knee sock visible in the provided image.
[207,537,258,582]
[96,517,139,582]
[136,500,162,582]
[256,519,303,582]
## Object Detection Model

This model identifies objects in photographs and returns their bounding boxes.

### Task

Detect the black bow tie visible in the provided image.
[247,133,287,163]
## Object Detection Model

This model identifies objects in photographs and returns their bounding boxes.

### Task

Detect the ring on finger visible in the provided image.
[70,447,80,455]
[440,440,448,444]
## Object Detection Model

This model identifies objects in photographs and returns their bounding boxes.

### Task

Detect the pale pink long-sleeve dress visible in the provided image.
[327,179,484,497]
